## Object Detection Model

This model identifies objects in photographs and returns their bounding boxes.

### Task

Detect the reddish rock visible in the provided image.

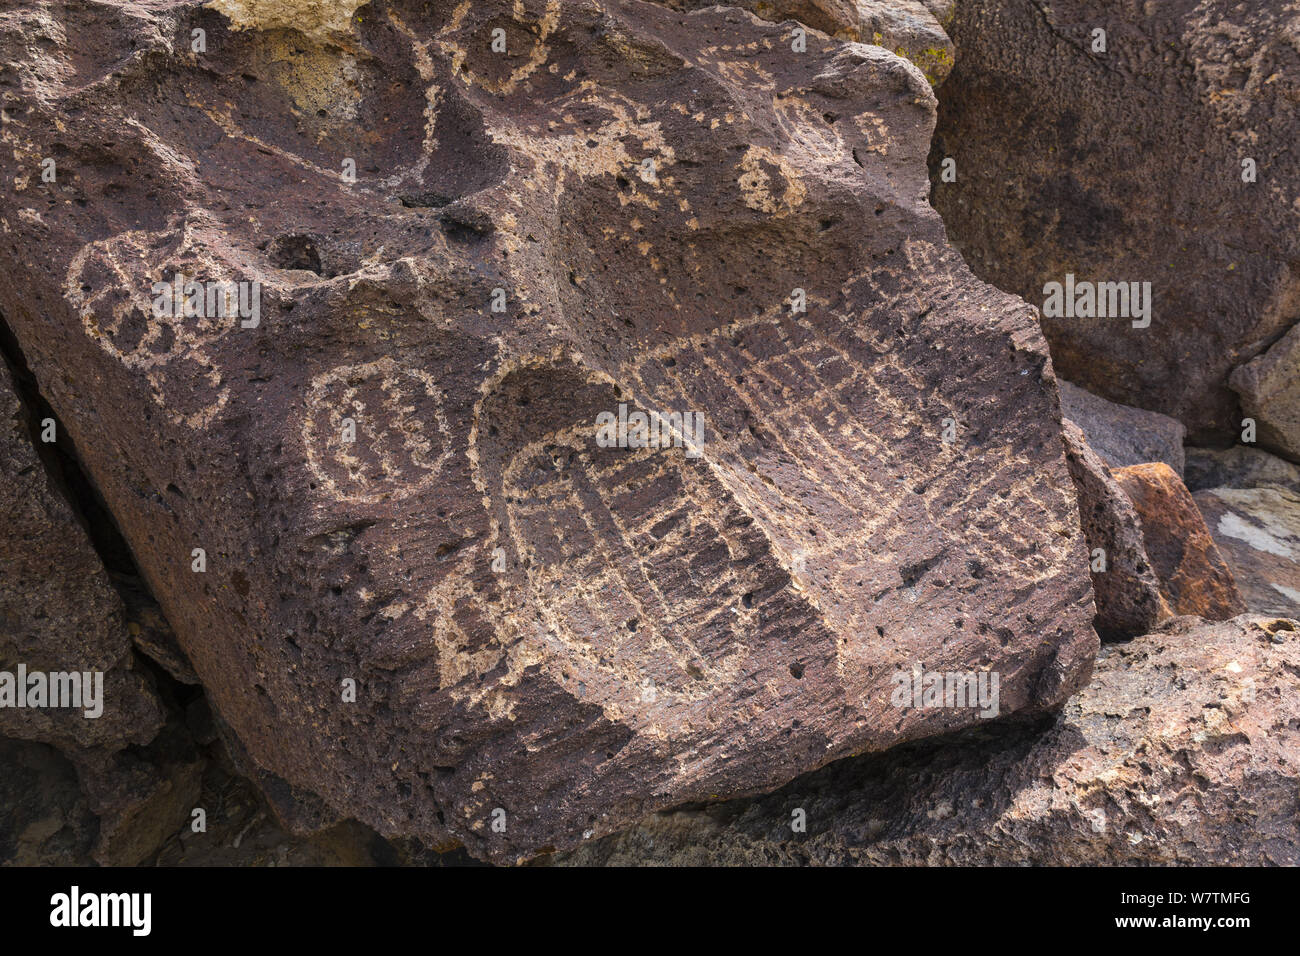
[1112,463,1244,621]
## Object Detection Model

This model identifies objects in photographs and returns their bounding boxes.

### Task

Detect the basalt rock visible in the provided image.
[1060,421,1163,638]
[1185,444,1300,496]
[930,0,1300,443]
[0,0,1097,862]
[1230,321,1300,464]
[1112,463,1245,621]
[1194,487,1300,618]
[0,359,164,755]
[547,615,1300,866]
[1058,379,1186,477]
[658,1,957,84]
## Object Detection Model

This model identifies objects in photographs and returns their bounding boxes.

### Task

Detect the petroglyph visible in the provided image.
[0,0,1097,863]
[302,357,453,504]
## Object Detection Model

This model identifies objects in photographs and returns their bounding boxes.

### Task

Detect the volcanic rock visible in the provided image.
[1111,463,1244,621]
[0,0,1098,860]
[1058,379,1185,476]
[1194,487,1300,618]
[547,615,1300,866]
[660,1,956,84]
[1060,421,1162,637]
[0,359,164,753]
[930,0,1300,443]
[1185,444,1300,496]
[1230,321,1300,464]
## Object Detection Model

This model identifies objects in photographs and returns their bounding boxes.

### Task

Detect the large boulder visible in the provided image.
[549,615,1300,866]
[0,359,164,755]
[1230,321,1300,464]
[0,0,1097,860]
[930,0,1300,444]
[1058,379,1186,476]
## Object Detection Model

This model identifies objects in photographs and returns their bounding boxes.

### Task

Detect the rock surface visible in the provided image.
[1112,463,1245,621]
[0,358,164,754]
[1185,444,1300,495]
[1194,487,1300,617]
[1230,321,1300,464]
[931,0,1300,443]
[1058,379,1185,476]
[1060,421,1163,637]
[547,615,1300,866]
[662,1,957,84]
[0,0,1098,861]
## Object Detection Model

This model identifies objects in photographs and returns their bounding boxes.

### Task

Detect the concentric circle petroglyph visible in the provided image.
[63,214,264,429]
[302,356,452,503]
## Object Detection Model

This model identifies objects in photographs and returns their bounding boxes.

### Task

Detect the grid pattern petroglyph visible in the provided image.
[502,428,759,705]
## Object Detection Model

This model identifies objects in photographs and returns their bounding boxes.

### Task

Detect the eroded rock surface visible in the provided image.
[658,1,956,84]
[1060,421,1162,637]
[1231,321,1300,464]
[547,615,1300,866]
[0,0,1097,861]
[931,0,1300,443]
[1112,463,1244,621]
[1058,379,1185,476]
[0,358,164,755]
[1185,444,1300,495]
[1195,487,1300,617]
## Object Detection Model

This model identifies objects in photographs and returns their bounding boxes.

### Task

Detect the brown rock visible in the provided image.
[1060,421,1163,637]
[930,0,1300,443]
[547,615,1300,866]
[0,0,1096,861]
[1058,379,1186,476]
[1185,444,1300,496]
[663,1,958,85]
[1195,488,1300,618]
[1230,321,1300,464]
[0,358,164,754]
[1112,463,1245,620]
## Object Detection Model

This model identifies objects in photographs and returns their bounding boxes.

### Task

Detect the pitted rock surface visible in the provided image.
[0,0,1096,861]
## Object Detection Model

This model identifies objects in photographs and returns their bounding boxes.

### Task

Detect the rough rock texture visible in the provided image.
[1230,321,1300,464]
[0,358,164,753]
[661,1,956,84]
[1112,463,1245,621]
[1195,488,1300,617]
[1060,421,1162,637]
[1185,444,1300,495]
[547,615,1300,866]
[0,354,214,864]
[0,0,1098,861]
[1058,379,1185,476]
[930,0,1300,443]
[0,738,100,866]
